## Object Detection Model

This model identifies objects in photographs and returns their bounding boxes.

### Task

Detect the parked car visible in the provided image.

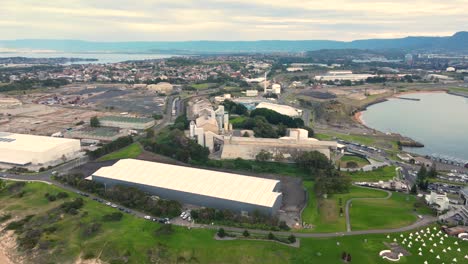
[144,215,151,220]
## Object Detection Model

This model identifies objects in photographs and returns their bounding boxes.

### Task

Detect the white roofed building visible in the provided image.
[256,102,302,117]
[91,159,282,215]
[0,132,81,168]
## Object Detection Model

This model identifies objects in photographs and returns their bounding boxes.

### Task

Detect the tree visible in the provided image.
[410,183,418,194]
[90,116,100,127]
[217,228,226,238]
[416,165,429,191]
[267,232,275,240]
[243,230,250,237]
[427,164,437,178]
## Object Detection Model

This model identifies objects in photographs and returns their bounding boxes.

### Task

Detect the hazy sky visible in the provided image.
[2,0,468,41]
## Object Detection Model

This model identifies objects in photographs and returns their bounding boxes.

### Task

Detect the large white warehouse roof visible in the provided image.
[92,159,281,208]
[256,102,302,117]
[0,132,81,165]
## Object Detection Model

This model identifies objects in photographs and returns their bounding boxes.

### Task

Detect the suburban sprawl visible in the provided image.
[1,37,468,264]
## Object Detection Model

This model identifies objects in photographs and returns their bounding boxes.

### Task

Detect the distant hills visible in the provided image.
[0,32,467,54]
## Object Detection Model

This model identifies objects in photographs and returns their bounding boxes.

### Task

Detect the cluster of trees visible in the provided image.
[296,151,351,195]
[87,136,134,160]
[229,107,313,139]
[55,174,182,218]
[250,108,304,128]
[416,165,437,191]
[221,100,248,116]
[44,192,69,202]
[191,208,289,231]
[60,198,85,215]
[143,129,209,163]
[0,78,69,92]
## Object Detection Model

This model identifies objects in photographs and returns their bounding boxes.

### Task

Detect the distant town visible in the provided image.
[1,48,468,264]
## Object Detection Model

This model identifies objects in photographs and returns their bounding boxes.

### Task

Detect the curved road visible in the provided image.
[345,186,393,232]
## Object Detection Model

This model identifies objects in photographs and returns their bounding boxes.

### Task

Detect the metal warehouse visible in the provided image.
[91,159,283,215]
[0,132,81,166]
[98,116,155,130]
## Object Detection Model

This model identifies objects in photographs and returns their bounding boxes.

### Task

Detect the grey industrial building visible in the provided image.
[90,159,282,215]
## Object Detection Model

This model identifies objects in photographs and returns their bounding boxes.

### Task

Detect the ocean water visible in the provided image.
[0,52,176,64]
[361,92,468,161]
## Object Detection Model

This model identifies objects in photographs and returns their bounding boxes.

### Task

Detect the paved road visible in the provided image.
[345,186,392,232]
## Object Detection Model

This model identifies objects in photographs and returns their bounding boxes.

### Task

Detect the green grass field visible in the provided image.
[315,132,376,146]
[343,166,397,182]
[349,192,419,231]
[338,155,370,168]
[97,143,142,161]
[190,83,215,90]
[0,181,466,264]
[302,184,389,232]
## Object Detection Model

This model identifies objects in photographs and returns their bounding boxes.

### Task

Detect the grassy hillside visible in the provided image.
[0,181,465,264]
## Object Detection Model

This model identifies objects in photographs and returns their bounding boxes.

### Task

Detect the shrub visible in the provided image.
[267,232,275,240]
[217,228,226,238]
[243,230,250,237]
[288,234,296,243]
[0,214,12,223]
[56,192,69,199]
[102,212,123,222]
[5,215,34,231]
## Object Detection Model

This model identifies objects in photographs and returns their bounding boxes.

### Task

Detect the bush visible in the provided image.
[243,230,250,237]
[60,198,84,214]
[56,192,69,199]
[346,161,359,168]
[82,222,101,237]
[288,234,296,243]
[102,212,123,222]
[0,214,12,223]
[5,215,35,231]
[267,232,275,240]
[217,228,226,238]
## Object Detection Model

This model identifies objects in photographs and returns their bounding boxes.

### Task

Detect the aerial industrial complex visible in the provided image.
[0,132,81,168]
[90,159,283,215]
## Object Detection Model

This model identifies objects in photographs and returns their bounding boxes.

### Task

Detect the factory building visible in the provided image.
[0,132,81,167]
[187,98,230,151]
[98,116,155,130]
[220,128,337,160]
[91,159,283,215]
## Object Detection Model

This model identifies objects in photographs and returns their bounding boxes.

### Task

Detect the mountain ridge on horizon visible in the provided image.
[1,31,467,54]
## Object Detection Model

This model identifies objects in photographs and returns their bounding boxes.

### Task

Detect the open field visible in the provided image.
[343,166,398,182]
[301,184,389,233]
[349,192,420,231]
[338,155,370,168]
[97,142,143,161]
[190,83,215,90]
[229,116,247,126]
[0,181,466,264]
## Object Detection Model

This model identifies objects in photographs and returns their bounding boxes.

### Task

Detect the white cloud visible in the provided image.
[0,0,466,41]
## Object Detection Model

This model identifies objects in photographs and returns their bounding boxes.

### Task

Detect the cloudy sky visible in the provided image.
[2,0,467,41]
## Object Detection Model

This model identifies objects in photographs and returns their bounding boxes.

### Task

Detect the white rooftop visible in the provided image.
[92,159,282,208]
[0,132,78,152]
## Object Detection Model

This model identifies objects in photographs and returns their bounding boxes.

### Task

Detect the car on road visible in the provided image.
[144,215,151,220]
[105,202,111,206]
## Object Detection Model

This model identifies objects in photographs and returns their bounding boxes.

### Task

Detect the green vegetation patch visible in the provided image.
[343,166,397,182]
[97,143,142,161]
[190,83,215,90]
[301,185,388,233]
[0,181,465,264]
[350,192,426,230]
[338,155,370,168]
